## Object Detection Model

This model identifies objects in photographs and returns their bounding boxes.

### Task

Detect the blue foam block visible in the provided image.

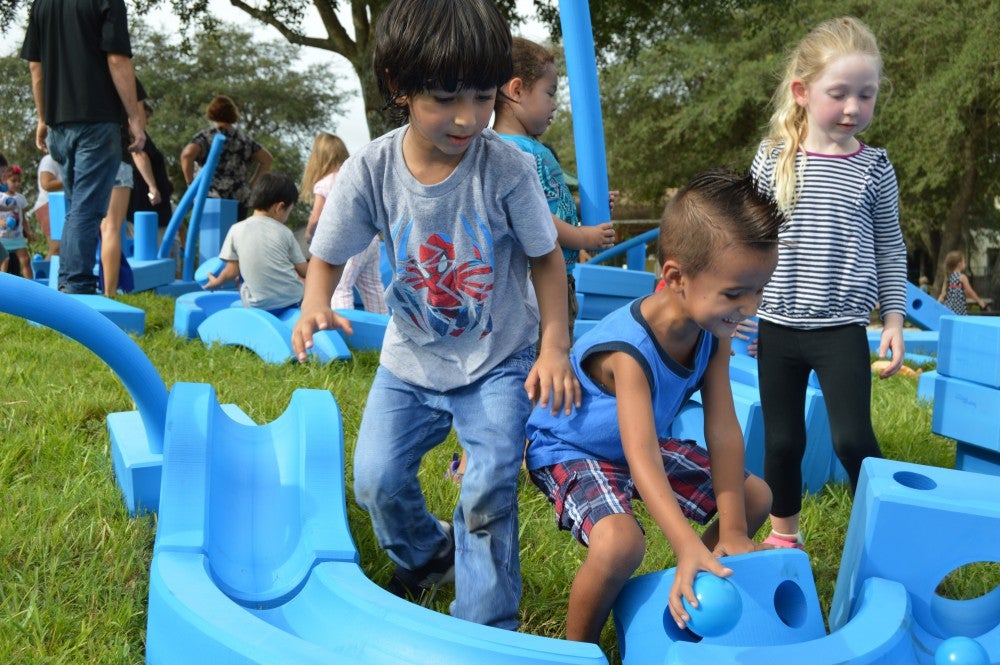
[146,383,608,665]
[127,257,176,293]
[905,281,953,331]
[917,369,937,402]
[333,308,390,351]
[573,318,599,341]
[576,293,635,321]
[867,328,939,356]
[670,385,765,478]
[931,373,1000,453]
[197,198,238,265]
[614,549,913,664]
[155,279,203,298]
[63,294,145,335]
[955,442,1000,477]
[197,306,350,364]
[830,458,1000,662]
[173,290,241,338]
[573,263,655,298]
[937,315,1000,388]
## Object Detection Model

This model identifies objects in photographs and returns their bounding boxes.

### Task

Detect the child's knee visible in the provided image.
[745,474,773,517]
[588,515,645,576]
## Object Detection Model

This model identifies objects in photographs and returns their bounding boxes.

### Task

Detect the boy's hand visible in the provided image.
[731,319,758,357]
[711,533,767,558]
[291,306,353,362]
[668,540,733,630]
[525,347,581,415]
[579,222,616,251]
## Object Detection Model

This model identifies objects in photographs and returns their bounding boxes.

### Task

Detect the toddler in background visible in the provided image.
[1,166,35,279]
[300,132,387,314]
[939,250,987,314]
[205,172,307,311]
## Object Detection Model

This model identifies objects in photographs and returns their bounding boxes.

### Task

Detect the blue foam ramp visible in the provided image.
[147,382,608,665]
[613,549,912,664]
[174,290,241,338]
[904,281,953,331]
[931,373,1000,453]
[937,315,1000,387]
[197,307,351,364]
[830,458,1000,662]
[334,308,390,351]
[127,257,175,293]
[59,294,145,335]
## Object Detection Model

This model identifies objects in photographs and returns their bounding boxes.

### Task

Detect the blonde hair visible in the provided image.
[763,16,883,211]
[944,250,965,273]
[299,133,350,203]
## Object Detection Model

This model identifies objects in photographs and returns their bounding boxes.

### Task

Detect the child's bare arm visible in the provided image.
[526,245,580,414]
[960,274,987,309]
[700,339,758,555]
[552,215,615,251]
[291,257,352,361]
[875,311,905,378]
[609,352,731,629]
[204,260,239,289]
[293,261,308,279]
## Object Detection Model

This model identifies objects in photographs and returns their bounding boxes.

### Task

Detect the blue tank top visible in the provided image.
[525,298,717,468]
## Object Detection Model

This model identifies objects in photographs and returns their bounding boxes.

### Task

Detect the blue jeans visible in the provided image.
[353,348,534,629]
[47,122,120,293]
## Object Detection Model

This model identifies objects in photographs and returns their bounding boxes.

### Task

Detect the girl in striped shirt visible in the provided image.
[750,17,907,550]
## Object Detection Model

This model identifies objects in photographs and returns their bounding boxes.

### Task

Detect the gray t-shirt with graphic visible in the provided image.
[219,215,305,310]
[311,127,556,390]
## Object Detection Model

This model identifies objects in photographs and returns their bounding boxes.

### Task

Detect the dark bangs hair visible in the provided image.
[374,0,513,120]
[249,173,299,212]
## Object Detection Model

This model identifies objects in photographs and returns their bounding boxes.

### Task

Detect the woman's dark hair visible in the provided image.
[249,173,298,211]
[373,0,513,120]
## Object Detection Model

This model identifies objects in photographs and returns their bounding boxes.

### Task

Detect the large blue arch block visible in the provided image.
[830,458,1000,662]
[931,372,1000,453]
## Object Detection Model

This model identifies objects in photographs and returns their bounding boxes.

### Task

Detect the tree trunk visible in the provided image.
[934,130,979,285]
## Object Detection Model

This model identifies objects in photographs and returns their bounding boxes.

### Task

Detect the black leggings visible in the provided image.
[757,320,882,517]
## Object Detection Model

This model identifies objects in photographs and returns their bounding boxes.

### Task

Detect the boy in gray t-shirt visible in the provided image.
[205,173,306,310]
[292,0,579,631]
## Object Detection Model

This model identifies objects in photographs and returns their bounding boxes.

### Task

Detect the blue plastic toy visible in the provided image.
[194,256,227,287]
[935,637,990,665]
[682,573,742,637]
[5,215,15,228]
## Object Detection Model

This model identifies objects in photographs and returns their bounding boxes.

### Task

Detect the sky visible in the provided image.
[136,0,551,153]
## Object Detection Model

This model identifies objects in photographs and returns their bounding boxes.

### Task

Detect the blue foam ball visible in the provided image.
[935,637,990,665]
[6,216,16,229]
[681,573,742,637]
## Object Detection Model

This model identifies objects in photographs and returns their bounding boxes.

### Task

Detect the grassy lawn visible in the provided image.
[0,289,980,663]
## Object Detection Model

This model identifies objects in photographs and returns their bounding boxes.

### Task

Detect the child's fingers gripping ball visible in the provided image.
[680,572,742,637]
[195,256,226,287]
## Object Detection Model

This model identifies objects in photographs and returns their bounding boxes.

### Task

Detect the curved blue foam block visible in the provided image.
[197,306,350,364]
[905,281,953,331]
[147,382,608,665]
[333,308,390,351]
[195,256,227,287]
[174,290,241,338]
[614,549,913,664]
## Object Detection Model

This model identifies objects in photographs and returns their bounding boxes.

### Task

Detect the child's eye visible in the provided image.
[433,96,455,104]
[476,93,495,102]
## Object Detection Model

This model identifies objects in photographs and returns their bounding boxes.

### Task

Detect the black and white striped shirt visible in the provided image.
[751,141,907,329]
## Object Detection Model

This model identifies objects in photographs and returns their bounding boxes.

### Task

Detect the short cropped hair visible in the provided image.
[249,173,298,212]
[206,95,240,124]
[373,0,512,120]
[659,167,785,275]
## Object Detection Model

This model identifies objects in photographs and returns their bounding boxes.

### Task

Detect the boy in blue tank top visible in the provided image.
[526,168,783,645]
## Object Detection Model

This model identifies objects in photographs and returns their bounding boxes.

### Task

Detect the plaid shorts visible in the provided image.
[529,437,744,546]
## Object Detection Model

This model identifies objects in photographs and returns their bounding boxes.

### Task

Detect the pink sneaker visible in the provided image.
[763,532,805,550]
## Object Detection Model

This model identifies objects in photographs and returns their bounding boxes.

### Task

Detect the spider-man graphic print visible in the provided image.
[392,213,495,340]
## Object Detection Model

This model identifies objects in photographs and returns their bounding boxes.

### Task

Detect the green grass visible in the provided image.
[0,291,990,663]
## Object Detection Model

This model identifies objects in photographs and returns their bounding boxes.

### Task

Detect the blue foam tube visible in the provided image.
[559,1,610,228]
[0,273,168,453]
[158,132,227,263]
[183,133,228,281]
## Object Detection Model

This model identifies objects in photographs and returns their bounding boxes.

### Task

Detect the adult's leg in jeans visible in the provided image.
[48,122,119,293]
[758,321,812,520]
[449,348,534,629]
[353,367,454,569]
[806,325,882,493]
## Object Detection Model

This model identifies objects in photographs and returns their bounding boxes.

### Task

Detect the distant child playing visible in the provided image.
[939,250,987,314]
[527,168,780,643]
[291,0,577,630]
[204,172,307,310]
[493,36,616,339]
[750,17,907,550]
[300,132,387,314]
[1,166,35,279]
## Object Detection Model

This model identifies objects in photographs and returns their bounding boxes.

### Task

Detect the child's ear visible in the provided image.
[791,79,809,107]
[661,260,685,292]
[503,76,526,101]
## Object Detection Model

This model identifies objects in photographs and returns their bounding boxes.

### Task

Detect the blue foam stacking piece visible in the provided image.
[146,382,608,665]
[615,549,912,664]
[931,373,1000,453]
[333,308,390,351]
[670,385,765,478]
[197,198,238,265]
[955,442,1000,477]
[57,294,145,335]
[917,369,938,402]
[173,290,241,338]
[573,263,655,298]
[127,257,176,293]
[937,315,1000,388]
[48,191,65,241]
[194,256,227,287]
[108,403,254,515]
[905,281,954,331]
[576,293,637,321]
[31,256,49,280]
[573,317,599,341]
[867,328,939,356]
[197,306,350,364]
[155,279,203,298]
[830,458,1000,663]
